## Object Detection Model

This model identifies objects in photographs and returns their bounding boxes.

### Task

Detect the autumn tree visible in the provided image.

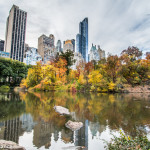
[121,46,142,62]
[84,62,94,75]
[105,54,121,83]
[60,49,76,75]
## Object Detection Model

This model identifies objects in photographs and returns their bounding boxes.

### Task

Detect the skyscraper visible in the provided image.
[56,40,62,53]
[71,39,75,52]
[76,34,81,53]
[38,34,56,63]
[76,18,88,62]
[5,5,27,62]
[63,40,73,53]
[0,40,5,51]
[49,34,55,47]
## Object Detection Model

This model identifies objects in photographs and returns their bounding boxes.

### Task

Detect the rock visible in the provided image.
[62,146,86,150]
[65,120,83,131]
[0,140,25,150]
[145,106,150,109]
[54,106,70,115]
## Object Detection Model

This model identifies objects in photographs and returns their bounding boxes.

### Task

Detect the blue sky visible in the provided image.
[0,0,150,56]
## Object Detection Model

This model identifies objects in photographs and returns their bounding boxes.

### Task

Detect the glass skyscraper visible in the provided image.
[76,18,88,62]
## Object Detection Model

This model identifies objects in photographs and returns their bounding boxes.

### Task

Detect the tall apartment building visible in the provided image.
[0,40,5,51]
[63,40,74,53]
[56,40,62,53]
[97,45,105,59]
[38,34,56,63]
[49,34,55,47]
[76,18,88,62]
[5,5,27,62]
[89,44,105,62]
[71,39,75,52]
[24,47,42,65]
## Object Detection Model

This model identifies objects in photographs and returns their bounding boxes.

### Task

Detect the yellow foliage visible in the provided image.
[20,78,27,88]
[88,70,103,85]
[78,73,86,85]
[108,82,116,91]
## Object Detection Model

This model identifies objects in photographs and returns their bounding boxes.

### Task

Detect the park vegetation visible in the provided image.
[0,57,31,87]
[20,47,150,92]
[106,130,150,150]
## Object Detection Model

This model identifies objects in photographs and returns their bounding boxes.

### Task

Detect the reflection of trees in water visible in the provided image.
[0,92,25,121]
[0,92,26,144]
[19,91,150,148]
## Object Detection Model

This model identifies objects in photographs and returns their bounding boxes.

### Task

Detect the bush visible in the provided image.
[105,131,150,150]
[0,85,10,92]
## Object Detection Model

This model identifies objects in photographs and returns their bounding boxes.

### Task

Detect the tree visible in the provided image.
[105,54,121,83]
[121,46,142,61]
[0,58,28,85]
[60,49,76,75]
[84,62,94,75]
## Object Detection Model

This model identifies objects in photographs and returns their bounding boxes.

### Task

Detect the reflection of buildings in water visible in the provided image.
[0,114,35,144]
[75,120,88,149]
[89,122,106,138]
[20,113,36,132]
[54,130,59,141]
[3,117,21,143]
[89,122,100,138]
[33,120,55,149]
[61,128,74,143]
[99,125,106,135]
[0,122,5,139]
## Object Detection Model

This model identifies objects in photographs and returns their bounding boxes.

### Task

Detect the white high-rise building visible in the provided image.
[24,47,42,65]
[5,5,27,62]
[89,44,105,62]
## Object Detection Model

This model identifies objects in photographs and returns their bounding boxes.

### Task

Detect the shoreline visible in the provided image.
[12,85,150,93]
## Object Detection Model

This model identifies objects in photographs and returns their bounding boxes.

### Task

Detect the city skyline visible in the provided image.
[0,0,150,55]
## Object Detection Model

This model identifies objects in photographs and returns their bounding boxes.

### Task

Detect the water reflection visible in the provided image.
[0,91,150,149]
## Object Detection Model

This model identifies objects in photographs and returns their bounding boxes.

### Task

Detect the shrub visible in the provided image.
[105,131,150,150]
[0,85,10,92]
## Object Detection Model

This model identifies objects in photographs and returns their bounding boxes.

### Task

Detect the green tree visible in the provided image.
[60,49,75,75]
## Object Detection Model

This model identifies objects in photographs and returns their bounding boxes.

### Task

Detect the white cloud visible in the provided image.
[0,0,150,55]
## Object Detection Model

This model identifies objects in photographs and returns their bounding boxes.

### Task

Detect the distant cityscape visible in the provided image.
[0,5,149,68]
[0,5,106,69]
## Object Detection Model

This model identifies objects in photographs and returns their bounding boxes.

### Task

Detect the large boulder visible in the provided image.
[54,106,70,115]
[0,140,25,150]
[65,120,83,131]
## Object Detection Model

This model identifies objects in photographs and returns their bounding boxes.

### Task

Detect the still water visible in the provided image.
[0,91,150,150]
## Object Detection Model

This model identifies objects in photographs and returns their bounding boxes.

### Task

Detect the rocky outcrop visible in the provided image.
[123,85,150,93]
[54,106,70,115]
[0,140,25,150]
[65,120,83,131]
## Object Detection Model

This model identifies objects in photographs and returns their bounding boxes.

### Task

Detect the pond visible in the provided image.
[0,91,150,150]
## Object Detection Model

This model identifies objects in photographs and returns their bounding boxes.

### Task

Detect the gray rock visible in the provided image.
[65,120,83,131]
[0,140,25,150]
[145,106,150,109]
[54,106,70,115]
[62,146,86,150]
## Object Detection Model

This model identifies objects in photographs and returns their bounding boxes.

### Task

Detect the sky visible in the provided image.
[0,0,150,55]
